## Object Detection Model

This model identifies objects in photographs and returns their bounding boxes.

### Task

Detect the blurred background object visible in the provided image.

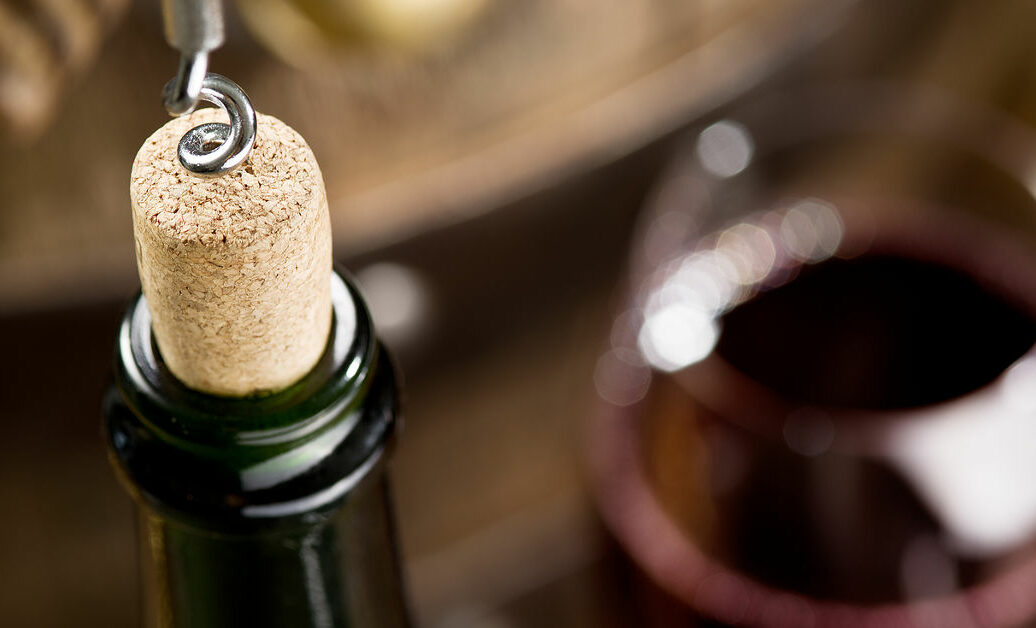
[591,82,1036,626]
[0,0,129,143]
[235,0,490,60]
[7,0,1036,626]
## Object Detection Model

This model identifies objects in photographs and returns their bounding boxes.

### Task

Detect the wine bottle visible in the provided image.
[105,271,410,627]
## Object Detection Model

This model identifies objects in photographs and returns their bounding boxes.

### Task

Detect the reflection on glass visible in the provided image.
[637,200,844,373]
[779,199,843,262]
[638,301,719,373]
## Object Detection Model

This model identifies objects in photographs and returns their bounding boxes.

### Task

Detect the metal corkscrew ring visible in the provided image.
[166,73,257,176]
[161,0,256,176]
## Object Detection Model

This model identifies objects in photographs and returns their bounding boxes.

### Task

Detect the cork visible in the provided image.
[130,109,332,397]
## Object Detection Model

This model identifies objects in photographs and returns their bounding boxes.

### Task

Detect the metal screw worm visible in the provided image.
[160,0,256,176]
[170,73,257,177]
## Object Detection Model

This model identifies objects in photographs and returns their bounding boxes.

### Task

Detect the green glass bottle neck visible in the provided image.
[107,270,410,627]
[106,270,400,529]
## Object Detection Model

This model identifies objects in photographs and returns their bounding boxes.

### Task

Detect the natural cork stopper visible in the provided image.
[131,109,332,397]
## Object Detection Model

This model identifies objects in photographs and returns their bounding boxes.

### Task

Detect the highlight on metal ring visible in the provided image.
[163,73,257,177]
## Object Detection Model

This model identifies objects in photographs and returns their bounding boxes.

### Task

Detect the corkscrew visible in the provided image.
[160,0,256,176]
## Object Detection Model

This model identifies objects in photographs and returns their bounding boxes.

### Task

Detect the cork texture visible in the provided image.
[131,109,332,397]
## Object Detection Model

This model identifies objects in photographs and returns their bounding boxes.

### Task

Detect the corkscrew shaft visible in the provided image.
[161,0,223,116]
